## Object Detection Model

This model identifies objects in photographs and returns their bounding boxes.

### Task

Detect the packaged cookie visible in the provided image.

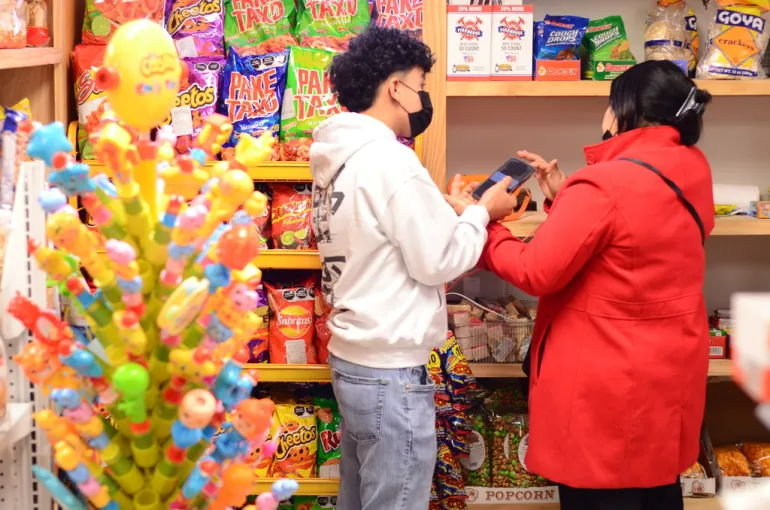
[315,397,341,478]
[492,413,550,488]
[166,0,225,58]
[741,442,770,476]
[272,404,318,478]
[715,445,752,476]
[696,0,770,79]
[461,409,492,487]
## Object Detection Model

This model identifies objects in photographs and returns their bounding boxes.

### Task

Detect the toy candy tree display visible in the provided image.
[8,20,298,510]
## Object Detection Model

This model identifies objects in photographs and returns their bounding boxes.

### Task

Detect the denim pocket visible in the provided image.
[332,369,388,442]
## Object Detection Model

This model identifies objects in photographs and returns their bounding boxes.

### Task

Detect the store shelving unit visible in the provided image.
[0,403,34,452]
[466,499,721,510]
[255,479,339,496]
[0,48,63,71]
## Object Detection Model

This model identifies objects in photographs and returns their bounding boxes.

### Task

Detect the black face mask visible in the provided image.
[602,130,614,141]
[397,82,433,139]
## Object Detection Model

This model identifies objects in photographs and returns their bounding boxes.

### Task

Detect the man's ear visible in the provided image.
[386,76,401,101]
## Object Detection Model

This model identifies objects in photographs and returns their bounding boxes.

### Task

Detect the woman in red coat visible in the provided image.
[448,61,715,509]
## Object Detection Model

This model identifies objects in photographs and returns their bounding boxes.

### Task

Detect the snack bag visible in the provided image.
[535,15,589,60]
[72,44,109,161]
[294,496,338,509]
[279,46,343,161]
[252,183,272,249]
[250,424,276,476]
[714,445,752,476]
[645,3,689,73]
[581,16,636,80]
[221,50,289,155]
[696,0,770,79]
[492,413,550,488]
[83,0,165,45]
[296,0,371,52]
[314,284,332,363]
[438,333,477,405]
[270,183,316,249]
[169,59,224,154]
[371,0,423,37]
[224,0,298,56]
[654,0,699,74]
[272,403,318,478]
[266,278,318,364]
[462,409,492,487]
[247,284,269,363]
[166,0,225,58]
[0,0,25,49]
[314,397,341,478]
[741,442,770,476]
[681,461,707,478]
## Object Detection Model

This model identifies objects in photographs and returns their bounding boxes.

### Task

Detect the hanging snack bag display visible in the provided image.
[169,59,224,154]
[697,0,770,79]
[315,397,342,478]
[272,403,319,478]
[581,15,636,80]
[280,46,343,161]
[266,278,318,364]
[166,0,225,58]
[296,0,371,52]
[224,0,298,56]
[270,183,316,249]
[72,44,109,161]
[220,49,289,157]
[82,0,165,44]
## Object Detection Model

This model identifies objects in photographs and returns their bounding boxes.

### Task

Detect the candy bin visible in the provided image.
[11,19,295,510]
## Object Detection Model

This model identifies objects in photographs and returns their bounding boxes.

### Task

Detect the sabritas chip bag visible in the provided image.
[296,0,371,52]
[224,0,298,56]
[266,278,318,364]
[581,16,636,80]
[279,46,343,161]
[272,404,318,478]
[696,0,770,79]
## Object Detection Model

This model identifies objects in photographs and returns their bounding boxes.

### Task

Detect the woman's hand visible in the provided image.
[478,177,519,222]
[444,174,479,216]
[518,150,566,202]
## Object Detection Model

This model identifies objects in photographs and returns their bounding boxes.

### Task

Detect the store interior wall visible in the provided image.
[446,0,770,310]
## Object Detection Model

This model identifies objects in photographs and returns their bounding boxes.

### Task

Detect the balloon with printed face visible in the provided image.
[96,19,183,131]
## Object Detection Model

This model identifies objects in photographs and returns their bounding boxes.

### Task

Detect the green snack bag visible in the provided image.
[296,0,371,52]
[293,496,337,509]
[581,15,636,80]
[278,502,294,510]
[314,397,342,478]
[224,0,298,56]
[279,46,343,161]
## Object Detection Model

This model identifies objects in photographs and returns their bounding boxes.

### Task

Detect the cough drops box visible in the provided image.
[491,4,534,81]
[447,4,492,80]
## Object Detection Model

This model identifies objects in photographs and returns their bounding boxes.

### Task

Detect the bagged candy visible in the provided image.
[83,0,165,45]
[221,49,289,155]
[266,278,318,364]
[272,403,318,478]
[370,0,423,37]
[224,0,298,56]
[166,0,225,58]
[270,183,315,249]
[535,15,589,61]
[169,59,224,154]
[280,46,342,161]
[72,44,109,161]
[314,397,341,478]
[296,0,371,52]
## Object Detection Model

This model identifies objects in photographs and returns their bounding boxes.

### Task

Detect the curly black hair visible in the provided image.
[327,25,435,113]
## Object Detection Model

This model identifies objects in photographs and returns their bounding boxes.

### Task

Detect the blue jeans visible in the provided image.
[329,353,437,510]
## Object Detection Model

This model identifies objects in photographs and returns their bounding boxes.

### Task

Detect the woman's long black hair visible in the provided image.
[609,60,712,146]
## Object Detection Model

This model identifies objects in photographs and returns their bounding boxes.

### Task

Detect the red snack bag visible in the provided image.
[270,183,315,250]
[83,0,165,45]
[72,44,108,161]
[266,278,318,364]
[314,284,332,363]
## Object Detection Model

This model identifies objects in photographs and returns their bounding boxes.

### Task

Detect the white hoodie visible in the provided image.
[310,113,489,368]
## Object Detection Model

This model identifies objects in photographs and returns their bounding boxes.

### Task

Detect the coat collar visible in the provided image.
[583,126,682,165]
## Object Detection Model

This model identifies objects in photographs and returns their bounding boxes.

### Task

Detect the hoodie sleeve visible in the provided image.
[379,171,490,286]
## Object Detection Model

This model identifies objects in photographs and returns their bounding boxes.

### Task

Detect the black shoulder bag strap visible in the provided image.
[619,157,706,246]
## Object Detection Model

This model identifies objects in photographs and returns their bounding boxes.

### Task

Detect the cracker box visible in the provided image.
[447,4,492,80]
[491,5,534,81]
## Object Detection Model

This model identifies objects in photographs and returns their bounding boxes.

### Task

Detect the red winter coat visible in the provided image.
[479,126,715,489]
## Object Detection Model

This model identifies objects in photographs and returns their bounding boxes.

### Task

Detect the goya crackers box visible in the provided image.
[491,4,533,81]
[447,4,492,80]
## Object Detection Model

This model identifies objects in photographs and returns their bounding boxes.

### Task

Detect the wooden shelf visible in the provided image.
[448,79,770,98]
[467,498,720,509]
[246,364,331,382]
[471,360,731,379]
[81,160,312,181]
[0,48,62,71]
[255,250,321,270]
[254,478,338,496]
[503,213,770,238]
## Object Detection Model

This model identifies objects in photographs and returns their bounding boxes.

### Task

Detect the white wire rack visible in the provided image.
[0,161,53,510]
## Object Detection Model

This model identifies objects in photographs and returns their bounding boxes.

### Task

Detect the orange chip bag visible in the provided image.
[266,278,318,364]
[83,0,165,45]
[272,404,318,478]
[270,183,315,249]
[314,284,332,364]
[72,44,109,161]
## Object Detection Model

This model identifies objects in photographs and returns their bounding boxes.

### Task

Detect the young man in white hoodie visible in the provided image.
[310,26,517,510]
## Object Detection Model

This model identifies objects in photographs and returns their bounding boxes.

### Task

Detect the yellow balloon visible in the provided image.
[101,20,182,132]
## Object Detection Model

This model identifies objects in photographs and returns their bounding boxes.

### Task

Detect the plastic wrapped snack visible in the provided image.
[224,0,298,56]
[681,461,707,478]
[655,0,699,74]
[645,3,689,72]
[715,445,752,476]
[741,442,770,476]
[169,59,224,154]
[0,0,25,48]
[271,403,318,478]
[462,408,492,487]
[582,15,636,80]
[266,277,318,364]
[270,183,315,250]
[82,0,165,45]
[696,0,770,79]
[166,0,225,58]
[296,0,370,52]
[535,15,589,61]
